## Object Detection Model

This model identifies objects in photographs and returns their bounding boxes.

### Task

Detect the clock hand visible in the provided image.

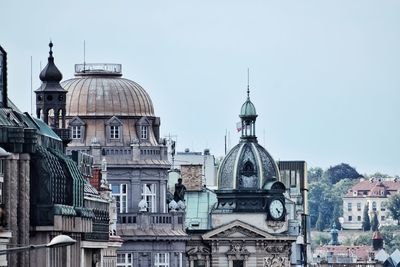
[276,208,280,215]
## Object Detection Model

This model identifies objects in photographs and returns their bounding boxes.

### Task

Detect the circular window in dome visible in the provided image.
[37,95,42,101]
[47,95,53,101]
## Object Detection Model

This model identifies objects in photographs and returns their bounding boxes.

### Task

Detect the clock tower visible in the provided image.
[202,86,295,267]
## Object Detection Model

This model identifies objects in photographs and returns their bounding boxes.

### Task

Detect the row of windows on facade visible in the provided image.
[347,202,385,212]
[353,190,386,196]
[116,253,215,267]
[112,183,157,213]
[348,215,386,222]
[117,252,183,267]
[71,125,149,140]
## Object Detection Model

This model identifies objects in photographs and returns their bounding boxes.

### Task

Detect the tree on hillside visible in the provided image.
[308,167,324,183]
[316,211,325,231]
[324,163,362,184]
[371,211,379,231]
[362,205,371,231]
[385,193,400,225]
[331,206,342,230]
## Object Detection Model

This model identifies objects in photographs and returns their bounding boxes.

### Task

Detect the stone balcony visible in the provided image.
[117,212,188,241]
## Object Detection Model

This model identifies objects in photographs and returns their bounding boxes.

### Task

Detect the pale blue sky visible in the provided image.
[1,0,399,175]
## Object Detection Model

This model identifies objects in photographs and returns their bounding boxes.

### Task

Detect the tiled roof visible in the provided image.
[345,180,400,198]
[315,245,373,261]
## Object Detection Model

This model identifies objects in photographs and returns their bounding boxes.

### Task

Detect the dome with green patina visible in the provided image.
[240,97,257,117]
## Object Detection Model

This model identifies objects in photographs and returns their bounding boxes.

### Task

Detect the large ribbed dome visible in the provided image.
[62,64,154,117]
[217,141,280,190]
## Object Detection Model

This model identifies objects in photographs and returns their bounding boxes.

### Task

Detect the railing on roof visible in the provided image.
[75,63,122,77]
[117,212,184,230]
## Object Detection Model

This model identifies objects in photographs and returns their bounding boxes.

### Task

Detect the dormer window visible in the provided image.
[141,125,148,139]
[106,116,123,142]
[68,117,85,142]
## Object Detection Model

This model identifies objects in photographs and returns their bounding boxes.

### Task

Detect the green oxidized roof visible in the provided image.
[185,189,217,231]
[240,99,256,116]
[53,204,77,216]
[50,148,84,207]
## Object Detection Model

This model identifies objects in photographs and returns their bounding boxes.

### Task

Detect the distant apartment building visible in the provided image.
[342,178,400,230]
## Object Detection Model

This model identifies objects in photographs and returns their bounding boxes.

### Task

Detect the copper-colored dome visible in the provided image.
[62,64,154,117]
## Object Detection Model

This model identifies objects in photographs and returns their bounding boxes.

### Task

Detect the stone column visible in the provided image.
[17,153,30,267]
[5,155,18,267]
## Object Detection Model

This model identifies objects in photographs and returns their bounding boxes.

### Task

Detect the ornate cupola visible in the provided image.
[215,84,283,214]
[35,42,70,145]
[239,86,258,141]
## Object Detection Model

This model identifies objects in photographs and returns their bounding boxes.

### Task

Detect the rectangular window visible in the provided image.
[348,203,352,211]
[112,184,128,213]
[155,253,169,267]
[117,253,132,267]
[372,202,377,211]
[290,170,297,187]
[71,126,81,139]
[357,216,361,221]
[233,260,244,267]
[140,125,148,139]
[110,125,120,139]
[357,203,361,211]
[381,216,385,221]
[348,216,352,221]
[194,260,206,267]
[142,184,157,212]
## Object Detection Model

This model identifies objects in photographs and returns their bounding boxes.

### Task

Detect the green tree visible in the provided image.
[371,211,379,231]
[354,234,371,246]
[331,205,342,230]
[308,167,324,183]
[316,211,325,231]
[323,163,361,184]
[385,193,400,225]
[362,205,371,231]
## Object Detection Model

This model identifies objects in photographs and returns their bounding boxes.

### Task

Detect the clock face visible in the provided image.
[269,199,284,220]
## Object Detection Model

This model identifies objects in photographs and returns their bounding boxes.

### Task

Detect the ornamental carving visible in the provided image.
[226,242,250,261]
[263,243,291,254]
[264,255,288,267]
[214,226,265,238]
[266,220,285,231]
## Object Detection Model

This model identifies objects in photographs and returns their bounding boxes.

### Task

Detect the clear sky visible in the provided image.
[1,0,399,175]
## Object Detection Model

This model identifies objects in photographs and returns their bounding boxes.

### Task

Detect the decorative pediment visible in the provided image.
[106,116,123,126]
[136,116,150,126]
[68,116,85,126]
[202,220,277,240]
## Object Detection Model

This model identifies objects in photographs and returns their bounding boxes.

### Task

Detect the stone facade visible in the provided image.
[342,178,400,230]
[64,63,188,266]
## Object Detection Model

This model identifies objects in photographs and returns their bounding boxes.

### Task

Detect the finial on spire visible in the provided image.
[247,68,250,99]
[49,40,53,58]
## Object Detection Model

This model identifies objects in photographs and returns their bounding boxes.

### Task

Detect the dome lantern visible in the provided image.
[239,86,258,141]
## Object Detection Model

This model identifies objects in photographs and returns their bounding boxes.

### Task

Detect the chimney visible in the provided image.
[181,164,203,191]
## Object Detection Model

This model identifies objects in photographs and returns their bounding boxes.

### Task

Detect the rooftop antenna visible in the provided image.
[83,40,86,72]
[30,56,33,115]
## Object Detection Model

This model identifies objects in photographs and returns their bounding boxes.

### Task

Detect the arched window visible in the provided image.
[242,161,254,176]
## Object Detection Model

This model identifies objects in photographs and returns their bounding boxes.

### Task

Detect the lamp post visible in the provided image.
[0,234,76,255]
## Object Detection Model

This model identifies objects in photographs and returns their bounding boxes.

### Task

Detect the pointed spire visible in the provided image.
[48,40,54,58]
[39,41,63,83]
[247,68,250,99]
